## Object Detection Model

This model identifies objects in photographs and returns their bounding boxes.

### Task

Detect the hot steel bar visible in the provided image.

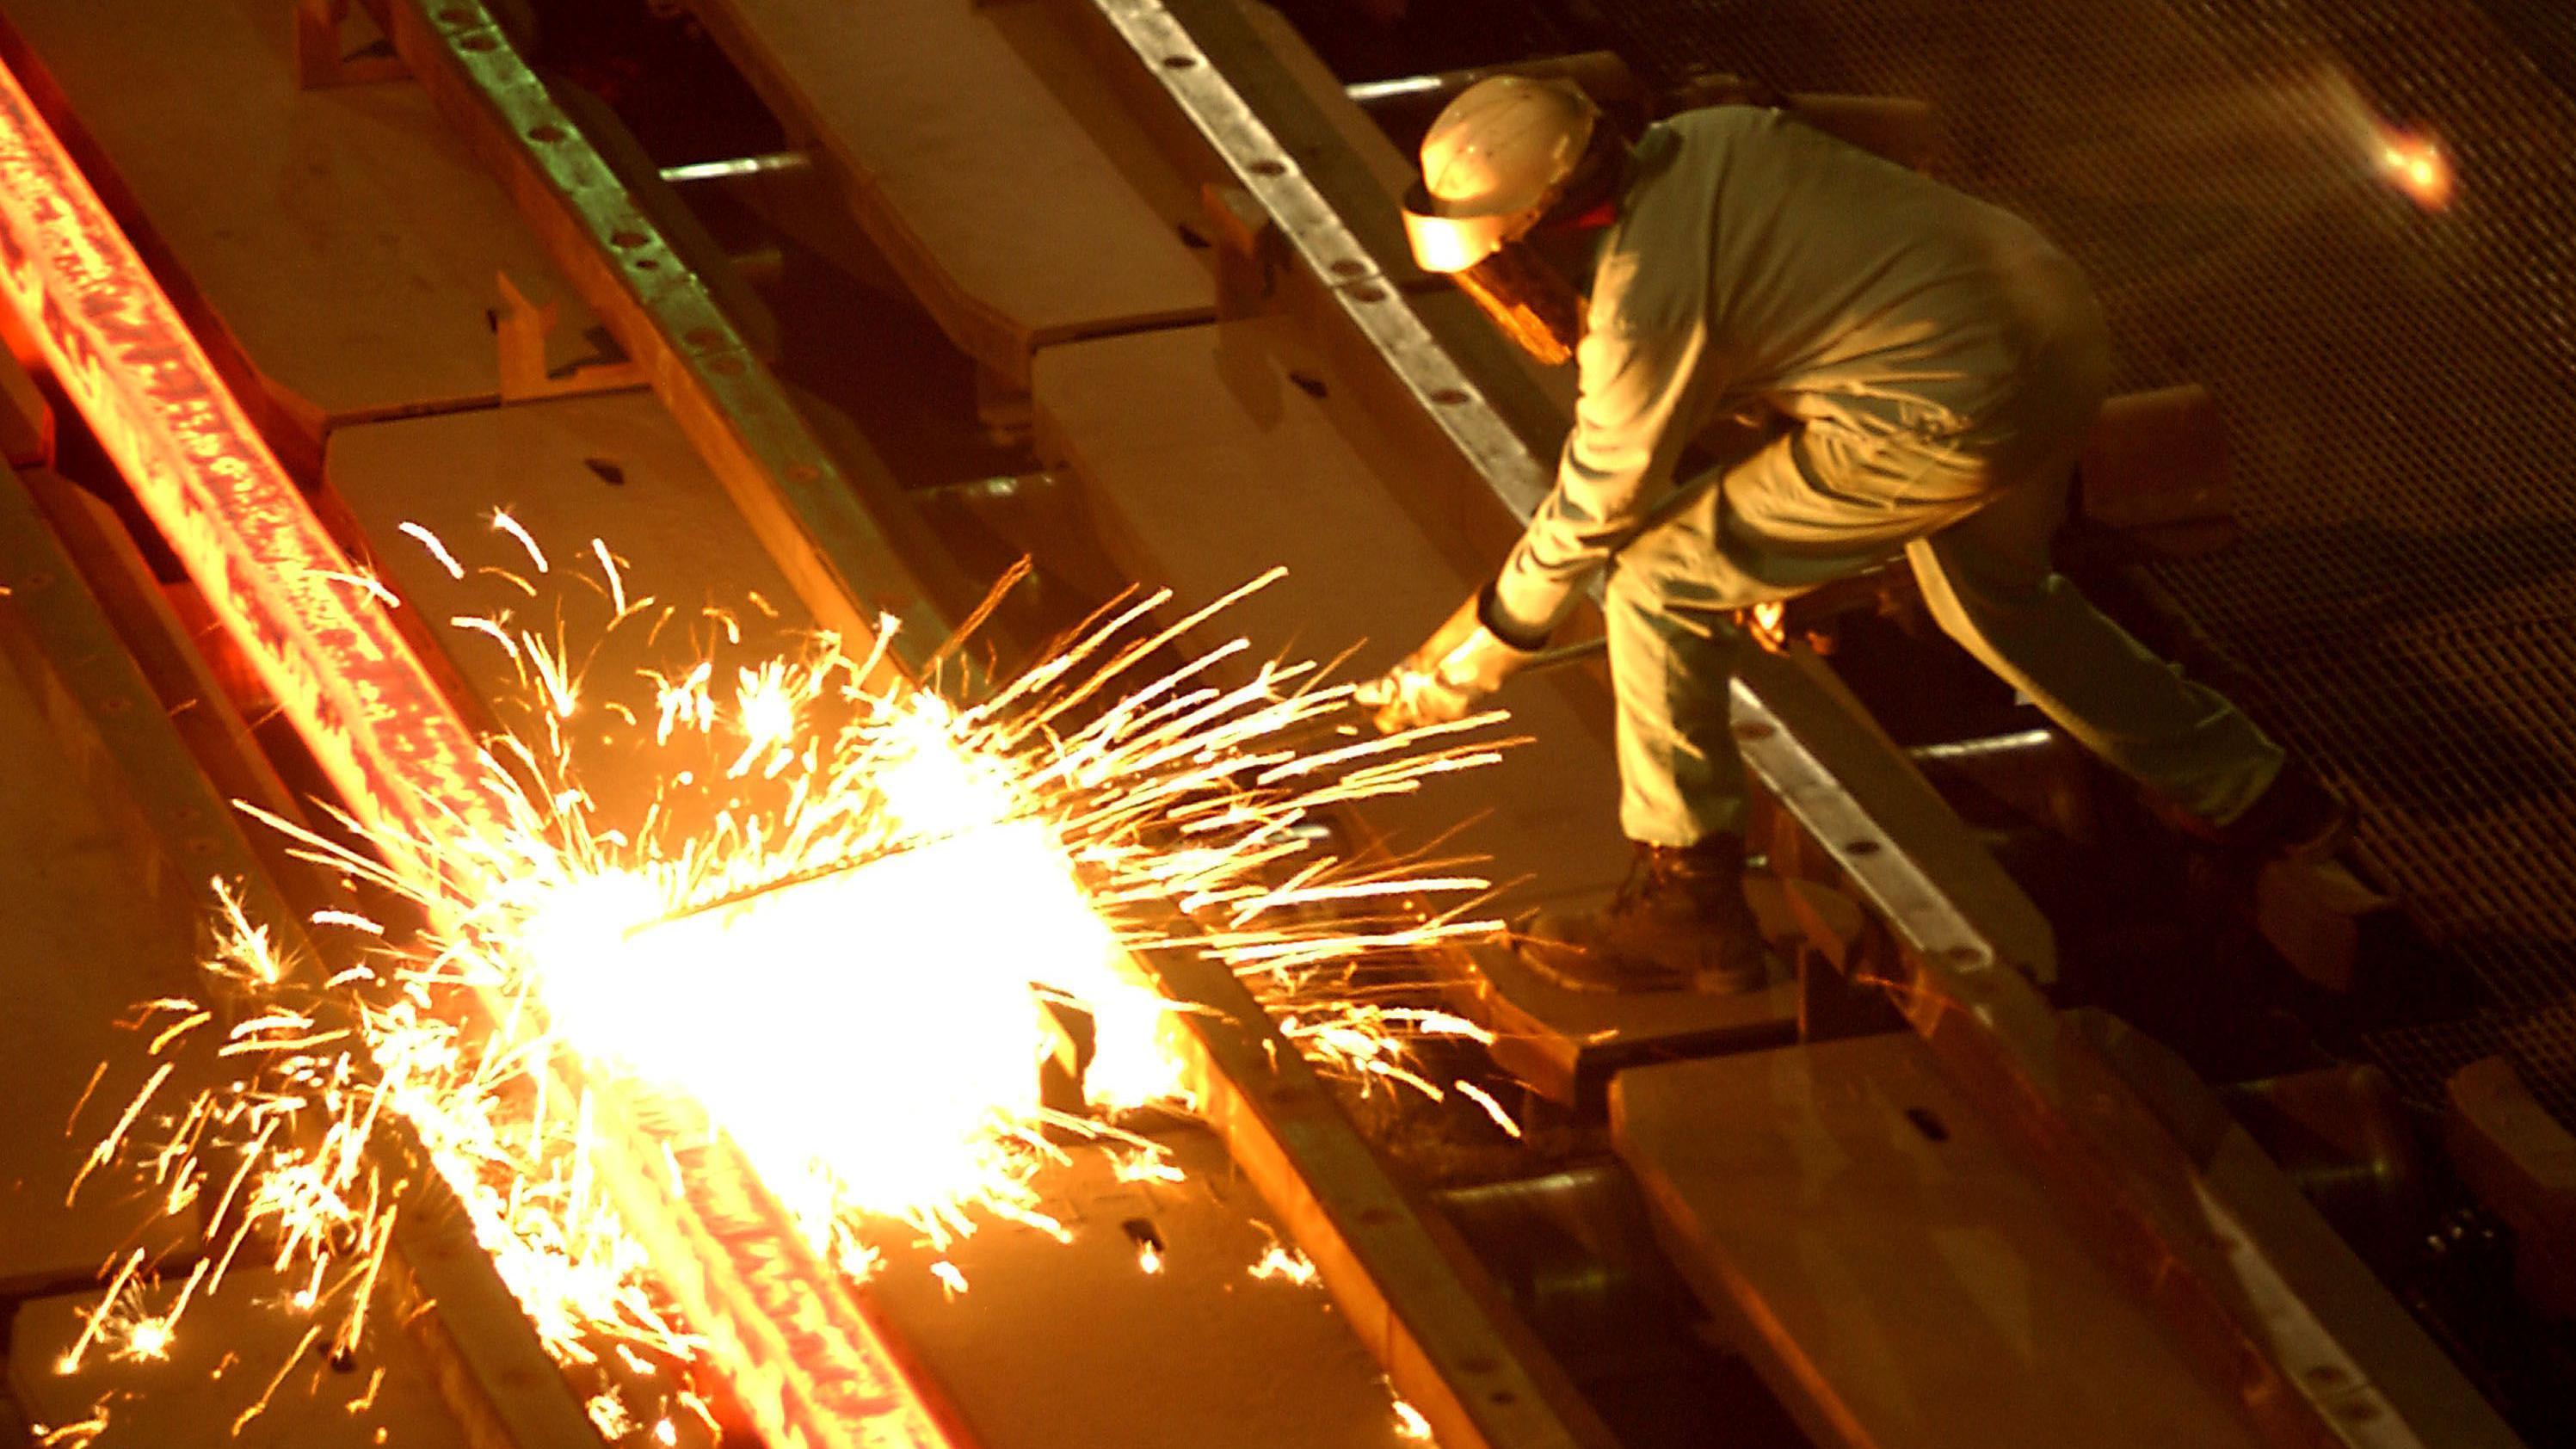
[0,57,496,860]
[0,466,600,1449]
[0,43,957,1449]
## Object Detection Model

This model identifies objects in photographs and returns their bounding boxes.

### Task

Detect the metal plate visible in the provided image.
[0,639,203,1296]
[861,1126,1409,1449]
[9,1268,473,1449]
[0,0,600,441]
[1613,1034,2271,1449]
[681,0,1217,383]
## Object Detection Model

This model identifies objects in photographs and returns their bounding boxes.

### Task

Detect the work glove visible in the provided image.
[1355,590,1542,733]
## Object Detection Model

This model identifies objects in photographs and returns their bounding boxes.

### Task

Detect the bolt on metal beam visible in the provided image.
[657,150,815,186]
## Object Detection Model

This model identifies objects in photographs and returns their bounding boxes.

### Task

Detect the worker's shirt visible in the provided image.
[1488,105,2105,636]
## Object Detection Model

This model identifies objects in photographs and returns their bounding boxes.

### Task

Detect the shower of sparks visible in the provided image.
[491,509,549,573]
[1451,1078,1522,1139]
[400,521,465,580]
[1248,1244,1319,1286]
[63,533,1516,1440]
[32,1398,114,1449]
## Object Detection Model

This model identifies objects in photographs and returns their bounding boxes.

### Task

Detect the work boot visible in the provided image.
[1516,835,1771,996]
[2169,760,2352,863]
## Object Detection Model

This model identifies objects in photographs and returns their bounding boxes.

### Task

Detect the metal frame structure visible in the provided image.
[1057,4,2518,1447]
[368,5,1618,1446]
[0,0,2524,1444]
[366,0,948,673]
[0,4,1624,1447]
[0,466,601,1449]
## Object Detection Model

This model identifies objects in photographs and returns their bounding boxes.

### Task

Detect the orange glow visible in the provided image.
[0,53,951,1449]
[0,74,493,856]
[2373,127,2455,210]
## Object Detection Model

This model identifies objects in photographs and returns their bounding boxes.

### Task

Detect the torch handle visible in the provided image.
[1520,636,1606,675]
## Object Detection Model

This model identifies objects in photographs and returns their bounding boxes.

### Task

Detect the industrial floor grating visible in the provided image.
[1570,0,2576,1116]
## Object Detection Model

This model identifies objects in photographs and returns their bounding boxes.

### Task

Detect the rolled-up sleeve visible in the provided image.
[1488,312,1708,636]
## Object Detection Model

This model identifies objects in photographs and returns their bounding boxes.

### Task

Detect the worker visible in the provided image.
[1359,77,2345,996]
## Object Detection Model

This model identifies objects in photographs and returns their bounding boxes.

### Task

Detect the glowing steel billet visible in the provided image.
[0,56,952,1449]
[0,64,494,858]
[604,1094,947,1449]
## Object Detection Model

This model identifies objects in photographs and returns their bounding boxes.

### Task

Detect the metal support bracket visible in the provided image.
[495,270,645,402]
[2082,383,2239,556]
[2254,856,2398,995]
[1200,181,1279,317]
[295,0,410,89]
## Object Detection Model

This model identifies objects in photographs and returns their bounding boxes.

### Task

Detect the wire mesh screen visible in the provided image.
[1575,0,2576,1114]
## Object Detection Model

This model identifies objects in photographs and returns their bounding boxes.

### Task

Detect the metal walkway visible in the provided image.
[1571,0,2576,1117]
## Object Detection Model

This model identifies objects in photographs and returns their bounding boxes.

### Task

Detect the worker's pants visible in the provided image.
[1605,361,2284,848]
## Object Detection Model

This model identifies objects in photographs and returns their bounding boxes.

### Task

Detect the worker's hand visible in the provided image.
[1355,592,1541,733]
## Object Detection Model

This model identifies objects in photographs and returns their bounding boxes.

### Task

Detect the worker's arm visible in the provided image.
[1487,305,1708,638]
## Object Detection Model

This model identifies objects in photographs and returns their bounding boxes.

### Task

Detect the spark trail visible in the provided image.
[65,542,1510,1441]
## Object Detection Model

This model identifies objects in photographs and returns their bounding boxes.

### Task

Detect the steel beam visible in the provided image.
[365,0,950,671]
[0,47,958,1449]
[1057,4,2517,1447]
[1145,943,1618,1449]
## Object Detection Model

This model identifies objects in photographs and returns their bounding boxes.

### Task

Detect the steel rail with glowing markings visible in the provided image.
[0,468,604,1449]
[0,50,957,1449]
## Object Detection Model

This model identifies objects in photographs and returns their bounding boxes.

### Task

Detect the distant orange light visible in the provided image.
[2373,126,2455,210]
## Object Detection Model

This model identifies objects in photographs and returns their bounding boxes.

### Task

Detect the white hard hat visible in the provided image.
[1402,76,1601,274]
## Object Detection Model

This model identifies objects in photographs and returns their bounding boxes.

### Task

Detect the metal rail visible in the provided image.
[0,46,958,1449]
[1058,3,2517,1446]
[1148,942,1617,1449]
[370,6,1619,1446]
[366,0,951,674]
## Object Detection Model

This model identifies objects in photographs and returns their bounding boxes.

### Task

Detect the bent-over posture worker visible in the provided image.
[1359,77,2343,996]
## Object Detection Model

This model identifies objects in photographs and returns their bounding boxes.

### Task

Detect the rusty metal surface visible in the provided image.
[674,0,1217,386]
[1730,651,2524,1449]
[1568,0,2576,1119]
[1612,1033,2274,1449]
